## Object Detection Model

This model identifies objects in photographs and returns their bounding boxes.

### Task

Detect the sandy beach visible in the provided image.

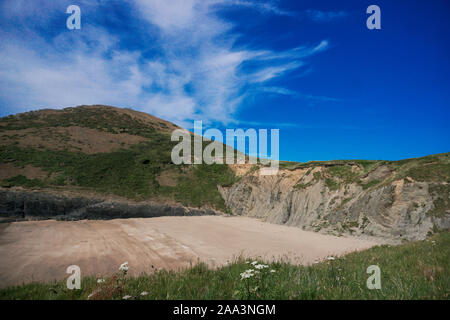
[0,216,380,288]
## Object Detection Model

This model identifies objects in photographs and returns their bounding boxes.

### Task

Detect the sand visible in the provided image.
[0,216,379,288]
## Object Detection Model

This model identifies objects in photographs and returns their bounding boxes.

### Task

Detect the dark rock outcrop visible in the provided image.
[0,189,218,222]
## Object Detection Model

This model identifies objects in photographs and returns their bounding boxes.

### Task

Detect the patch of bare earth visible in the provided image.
[0,163,49,180]
[105,106,180,133]
[362,164,393,182]
[156,169,180,187]
[228,164,255,177]
[0,126,146,154]
[0,216,380,288]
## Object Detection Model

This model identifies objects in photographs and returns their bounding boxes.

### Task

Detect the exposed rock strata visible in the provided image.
[219,166,449,241]
[0,189,218,222]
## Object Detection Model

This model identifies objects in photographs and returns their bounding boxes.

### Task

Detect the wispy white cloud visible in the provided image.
[248,61,304,83]
[212,2,350,23]
[212,0,295,17]
[0,25,153,116]
[0,0,333,127]
[260,87,341,103]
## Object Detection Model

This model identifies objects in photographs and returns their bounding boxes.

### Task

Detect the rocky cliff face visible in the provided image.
[0,189,219,222]
[220,163,450,242]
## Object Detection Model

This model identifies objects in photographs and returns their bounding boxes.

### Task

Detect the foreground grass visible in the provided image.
[1,232,448,300]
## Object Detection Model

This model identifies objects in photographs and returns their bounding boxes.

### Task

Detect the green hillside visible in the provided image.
[0,105,236,211]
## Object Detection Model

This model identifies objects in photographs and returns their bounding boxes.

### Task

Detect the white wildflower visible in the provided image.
[240,269,255,280]
[140,291,149,296]
[251,261,258,266]
[254,264,268,269]
[327,256,335,261]
[122,295,132,300]
[119,262,129,271]
[270,269,276,273]
[97,279,105,283]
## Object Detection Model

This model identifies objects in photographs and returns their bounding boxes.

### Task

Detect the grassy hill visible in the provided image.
[0,105,236,211]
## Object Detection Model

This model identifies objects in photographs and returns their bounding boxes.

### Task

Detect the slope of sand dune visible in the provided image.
[0,216,380,288]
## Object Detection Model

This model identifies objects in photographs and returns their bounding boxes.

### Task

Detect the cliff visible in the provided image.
[221,158,450,242]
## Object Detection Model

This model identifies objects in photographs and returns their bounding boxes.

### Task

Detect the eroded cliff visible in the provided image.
[221,158,450,242]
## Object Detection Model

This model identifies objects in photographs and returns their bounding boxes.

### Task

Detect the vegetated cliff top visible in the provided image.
[0,105,449,212]
[279,152,450,185]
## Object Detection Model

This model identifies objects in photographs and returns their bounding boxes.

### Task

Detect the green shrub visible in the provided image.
[3,175,45,188]
[360,179,381,190]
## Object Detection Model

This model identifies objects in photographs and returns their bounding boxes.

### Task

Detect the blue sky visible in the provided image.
[0,0,449,162]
